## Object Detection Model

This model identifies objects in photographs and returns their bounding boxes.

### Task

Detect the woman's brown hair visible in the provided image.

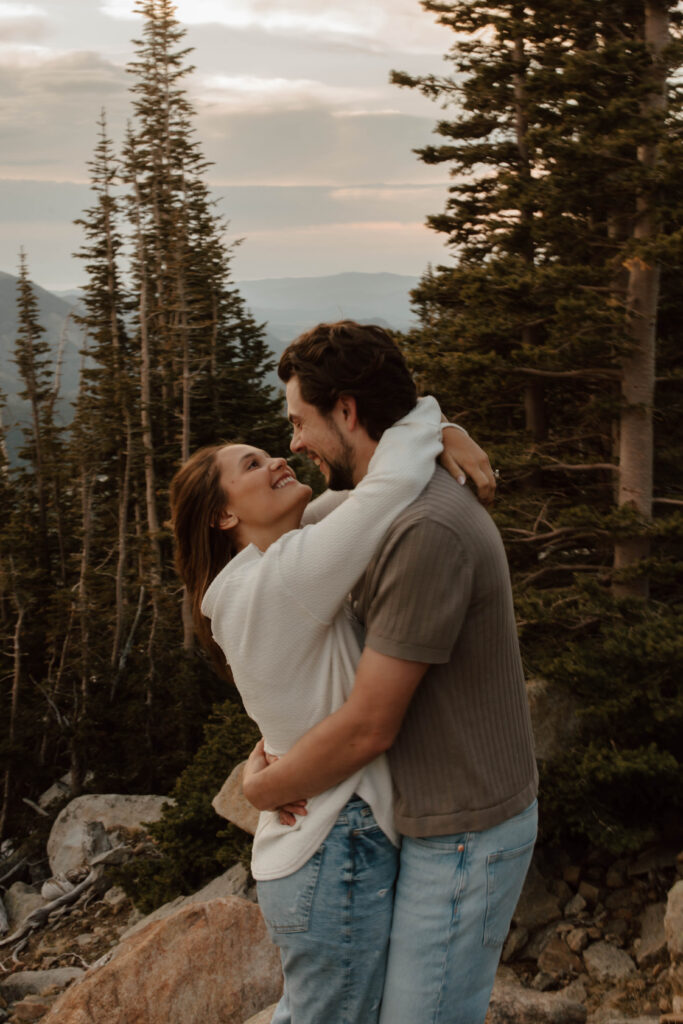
[170,444,236,676]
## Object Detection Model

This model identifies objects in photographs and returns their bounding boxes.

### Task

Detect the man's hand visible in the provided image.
[243,739,307,825]
[440,426,496,504]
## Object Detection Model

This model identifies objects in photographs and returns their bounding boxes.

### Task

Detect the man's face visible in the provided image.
[286,376,356,490]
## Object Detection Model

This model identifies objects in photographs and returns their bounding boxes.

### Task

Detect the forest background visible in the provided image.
[1,0,682,908]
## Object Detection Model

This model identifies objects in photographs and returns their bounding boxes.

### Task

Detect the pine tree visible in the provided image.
[395,0,683,851]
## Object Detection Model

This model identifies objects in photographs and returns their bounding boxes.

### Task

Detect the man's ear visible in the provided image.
[214,509,239,531]
[337,394,359,431]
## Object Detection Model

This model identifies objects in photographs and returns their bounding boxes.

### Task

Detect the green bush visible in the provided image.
[115,697,260,912]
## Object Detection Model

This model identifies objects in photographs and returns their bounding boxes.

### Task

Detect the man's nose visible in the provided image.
[290,433,305,453]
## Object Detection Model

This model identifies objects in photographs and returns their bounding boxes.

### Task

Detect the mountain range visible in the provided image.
[0,270,420,456]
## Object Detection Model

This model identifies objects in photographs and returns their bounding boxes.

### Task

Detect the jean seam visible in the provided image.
[432,833,469,1023]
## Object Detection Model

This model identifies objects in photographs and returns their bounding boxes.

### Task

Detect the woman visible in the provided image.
[170,397,461,1024]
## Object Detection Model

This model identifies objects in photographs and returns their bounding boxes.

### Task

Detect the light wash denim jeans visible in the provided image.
[257,795,398,1024]
[378,799,538,1024]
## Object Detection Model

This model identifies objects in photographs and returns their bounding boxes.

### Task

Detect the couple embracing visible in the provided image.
[171,321,538,1024]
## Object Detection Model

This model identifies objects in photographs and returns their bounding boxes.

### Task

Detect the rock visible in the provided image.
[122,862,249,940]
[485,969,586,1023]
[0,968,84,1002]
[538,937,583,978]
[628,845,680,877]
[604,917,629,943]
[566,928,589,954]
[47,794,170,875]
[525,678,580,763]
[606,861,627,889]
[243,1007,278,1024]
[562,978,587,1004]
[4,883,46,930]
[553,881,573,904]
[514,863,562,931]
[563,866,581,888]
[564,894,587,918]
[527,922,561,961]
[38,772,73,810]
[578,881,600,906]
[212,761,259,836]
[636,903,667,966]
[40,876,75,901]
[7,997,54,1022]
[103,886,128,909]
[502,926,529,963]
[583,941,636,984]
[42,897,282,1024]
[0,894,7,935]
[532,972,556,992]
[665,880,683,1014]
[665,880,683,960]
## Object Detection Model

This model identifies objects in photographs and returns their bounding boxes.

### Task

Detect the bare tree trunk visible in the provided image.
[130,174,163,689]
[613,1,668,598]
[512,26,547,473]
[0,592,24,840]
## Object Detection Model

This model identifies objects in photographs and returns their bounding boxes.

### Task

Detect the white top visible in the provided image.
[202,397,443,880]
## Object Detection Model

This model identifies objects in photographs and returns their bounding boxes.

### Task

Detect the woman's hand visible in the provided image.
[440,426,497,504]
[243,738,307,825]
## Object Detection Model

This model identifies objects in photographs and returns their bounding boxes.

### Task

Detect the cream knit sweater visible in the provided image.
[202,397,443,880]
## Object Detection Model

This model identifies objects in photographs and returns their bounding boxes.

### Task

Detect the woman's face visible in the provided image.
[215,444,312,548]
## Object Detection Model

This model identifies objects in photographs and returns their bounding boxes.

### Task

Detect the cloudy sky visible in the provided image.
[0,0,459,291]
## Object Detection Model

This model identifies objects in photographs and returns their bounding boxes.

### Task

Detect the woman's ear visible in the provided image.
[215,509,239,531]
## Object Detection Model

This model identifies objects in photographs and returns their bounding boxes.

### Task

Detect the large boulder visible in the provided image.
[42,896,282,1024]
[665,879,683,1015]
[243,1008,278,1024]
[47,794,170,875]
[121,862,249,940]
[212,761,259,836]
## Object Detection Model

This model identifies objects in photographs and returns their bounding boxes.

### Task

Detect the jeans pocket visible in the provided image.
[483,837,535,948]
[257,845,324,934]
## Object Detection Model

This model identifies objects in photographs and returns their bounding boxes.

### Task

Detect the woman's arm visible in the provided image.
[273,396,443,624]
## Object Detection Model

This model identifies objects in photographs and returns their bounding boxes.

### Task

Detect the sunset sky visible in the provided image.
[0,0,459,290]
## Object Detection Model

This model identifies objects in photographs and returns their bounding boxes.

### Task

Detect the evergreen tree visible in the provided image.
[395,0,683,851]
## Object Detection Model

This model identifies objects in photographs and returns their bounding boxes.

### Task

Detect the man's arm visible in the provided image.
[242,648,428,811]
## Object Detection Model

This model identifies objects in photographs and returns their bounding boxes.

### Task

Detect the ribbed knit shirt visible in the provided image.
[351,466,538,837]
[201,397,443,880]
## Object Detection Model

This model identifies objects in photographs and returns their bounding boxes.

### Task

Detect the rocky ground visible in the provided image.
[0,787,681,1024]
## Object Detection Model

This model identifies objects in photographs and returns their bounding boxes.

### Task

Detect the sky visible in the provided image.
[0,0,459,291]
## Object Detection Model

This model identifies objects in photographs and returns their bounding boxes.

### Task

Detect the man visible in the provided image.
[243,320,538,1024]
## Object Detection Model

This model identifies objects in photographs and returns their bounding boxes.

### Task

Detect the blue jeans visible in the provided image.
[257,796,399,1024]
[378,800,538,1024]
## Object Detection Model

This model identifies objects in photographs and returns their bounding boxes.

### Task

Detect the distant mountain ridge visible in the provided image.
[1,270,420,456]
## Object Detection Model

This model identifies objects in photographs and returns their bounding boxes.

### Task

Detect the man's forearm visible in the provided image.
[244,705,385,810]
[243,648,427,811]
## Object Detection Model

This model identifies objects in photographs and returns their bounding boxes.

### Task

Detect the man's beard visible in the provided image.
[327,456,355,491]
[324,424,356,490]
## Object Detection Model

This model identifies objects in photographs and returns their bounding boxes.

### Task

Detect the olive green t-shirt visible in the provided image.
[351,466,538,837]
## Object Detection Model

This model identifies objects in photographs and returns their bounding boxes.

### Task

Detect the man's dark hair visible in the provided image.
[278,320,417,441]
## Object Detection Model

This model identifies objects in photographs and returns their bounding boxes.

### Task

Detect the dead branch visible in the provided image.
[0,868,99,949]
[542,462,618,472]
[21,798,49,818]
[653,497,683,507]
[515,367,621,380]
